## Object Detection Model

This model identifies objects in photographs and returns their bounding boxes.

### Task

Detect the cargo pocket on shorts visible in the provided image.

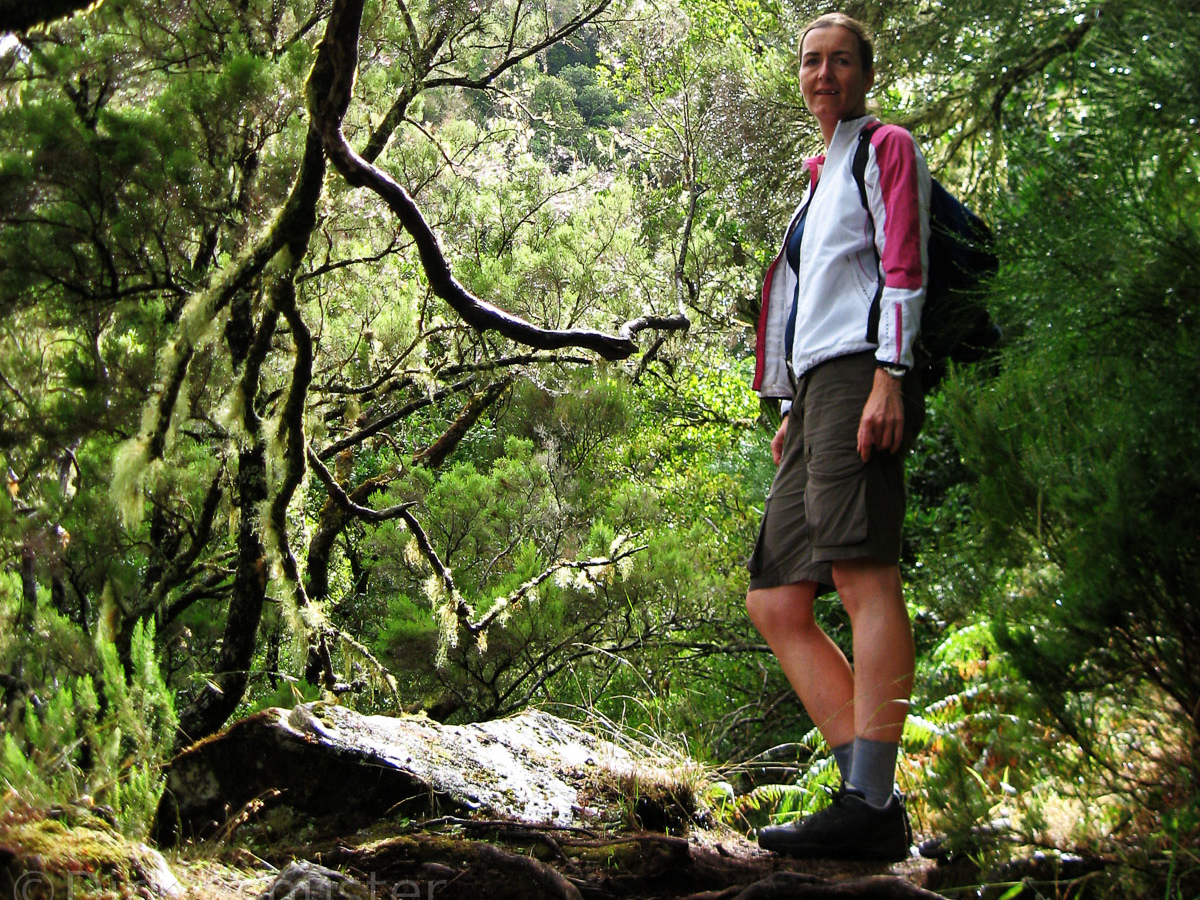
[804,459,869,550]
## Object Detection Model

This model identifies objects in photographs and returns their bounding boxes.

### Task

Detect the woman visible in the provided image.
[745,12,930,862]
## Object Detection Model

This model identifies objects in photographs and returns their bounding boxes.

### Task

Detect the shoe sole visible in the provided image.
[759,838,910,862]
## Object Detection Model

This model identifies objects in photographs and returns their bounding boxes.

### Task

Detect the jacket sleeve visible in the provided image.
[752,251,796,399]
[865,126,931,370]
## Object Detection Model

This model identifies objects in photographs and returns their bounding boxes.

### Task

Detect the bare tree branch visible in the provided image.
[307,0,645,361]
[306,446,416,523]
[413,377,512,468]
[315,376,477,461]
[438,352,593,377]
[297,234,407,283]
[421,0,613,94]
[469,542,648,637]
[0,0,94,31]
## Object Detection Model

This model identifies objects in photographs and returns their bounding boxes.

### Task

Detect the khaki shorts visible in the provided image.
[746,352,924,592]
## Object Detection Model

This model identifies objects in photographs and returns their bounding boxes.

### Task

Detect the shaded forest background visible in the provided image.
[1,0,1198,894]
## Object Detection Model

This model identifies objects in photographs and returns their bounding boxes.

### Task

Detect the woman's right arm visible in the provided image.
[771,414,789,466]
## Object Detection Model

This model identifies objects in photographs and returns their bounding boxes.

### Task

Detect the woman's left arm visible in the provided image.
[867,126,932,372]
[858,127,931,460]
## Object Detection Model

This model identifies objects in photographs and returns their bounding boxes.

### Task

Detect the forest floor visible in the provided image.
[127,704,945,899]
[6,796,1128,899]
[160,817,946,900]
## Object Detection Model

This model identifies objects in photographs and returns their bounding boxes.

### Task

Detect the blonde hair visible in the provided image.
[800,12,875,73]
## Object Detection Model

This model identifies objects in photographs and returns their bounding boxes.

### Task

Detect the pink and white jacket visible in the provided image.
[752,115,931,400]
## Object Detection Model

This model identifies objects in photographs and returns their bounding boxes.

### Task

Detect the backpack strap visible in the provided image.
[853,123,885,344]
[852,122,882,211]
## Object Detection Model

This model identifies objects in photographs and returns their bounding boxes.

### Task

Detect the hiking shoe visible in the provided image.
[757,787,912,862]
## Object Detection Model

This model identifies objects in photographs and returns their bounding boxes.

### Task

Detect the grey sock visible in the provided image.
[848,737,899,808]
[831,740,855,784]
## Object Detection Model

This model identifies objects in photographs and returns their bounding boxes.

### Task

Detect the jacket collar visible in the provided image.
[807,114,879,168]
[828,114,879,158]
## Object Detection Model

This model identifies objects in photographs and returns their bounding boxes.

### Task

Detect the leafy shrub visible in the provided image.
[1,584,175,838]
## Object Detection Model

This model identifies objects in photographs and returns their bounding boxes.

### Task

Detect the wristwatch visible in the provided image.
[879,363,907,379]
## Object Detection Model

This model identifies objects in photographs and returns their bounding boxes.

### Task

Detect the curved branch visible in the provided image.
[0,0,94,31]
[307,0,639,361]
[315,376,476,460]
[413,376,512,469]
[306,446,416,524]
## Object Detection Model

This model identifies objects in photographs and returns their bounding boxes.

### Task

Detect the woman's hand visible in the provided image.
[771,415,789,466]
[857,368,904,461]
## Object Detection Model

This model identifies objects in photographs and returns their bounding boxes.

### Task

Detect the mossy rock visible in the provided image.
[0,810,180,900]
[154,705,708,846]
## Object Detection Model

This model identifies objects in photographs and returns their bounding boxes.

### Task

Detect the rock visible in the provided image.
[149,704,950,897]
[259,861,370,900]
[136,844,185,898]
[154,704,695,845]
[0,815,183,900]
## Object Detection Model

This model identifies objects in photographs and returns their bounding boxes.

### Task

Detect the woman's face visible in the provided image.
[799,25,874,129]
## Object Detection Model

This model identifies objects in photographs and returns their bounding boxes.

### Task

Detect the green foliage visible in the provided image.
[0,599,176,838]
[944,0,1200,724]
[730,726,843,830]
[354,374,762,730]
[5,0,1200,885]
[914,1,1200,885]
[528,64,624,165]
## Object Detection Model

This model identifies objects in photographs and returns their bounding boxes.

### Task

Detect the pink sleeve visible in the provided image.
[871,126,925,291]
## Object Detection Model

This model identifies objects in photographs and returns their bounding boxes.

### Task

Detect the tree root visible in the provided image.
[315,827,937,900]
[681,872,947,899]
[329,833,583,900]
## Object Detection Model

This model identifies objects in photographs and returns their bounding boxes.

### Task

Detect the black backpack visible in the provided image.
[853,123,1001,390]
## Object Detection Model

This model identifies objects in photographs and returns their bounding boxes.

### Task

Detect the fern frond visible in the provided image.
[735,781,807,817]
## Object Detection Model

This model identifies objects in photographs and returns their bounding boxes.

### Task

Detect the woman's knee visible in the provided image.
[745,583,819,638]
[830,558,904,621]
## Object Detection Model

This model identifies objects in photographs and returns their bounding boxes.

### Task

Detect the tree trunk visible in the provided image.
[174,440,270,747]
